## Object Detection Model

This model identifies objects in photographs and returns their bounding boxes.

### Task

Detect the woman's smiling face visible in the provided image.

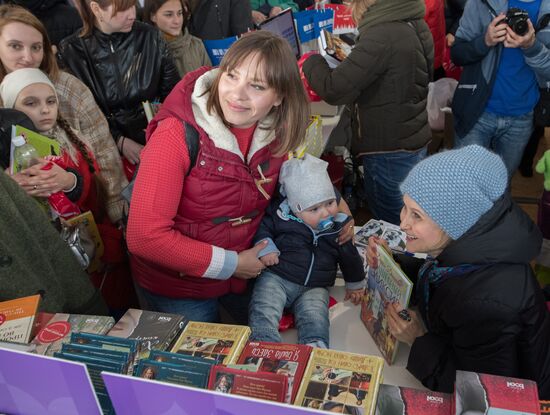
[400,195,451,257]
[217,53,282,129]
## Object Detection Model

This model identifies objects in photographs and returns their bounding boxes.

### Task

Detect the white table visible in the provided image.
[281,277,426,390]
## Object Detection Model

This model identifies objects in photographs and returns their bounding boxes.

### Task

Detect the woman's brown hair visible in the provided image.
[75,0,137,37]
[143,0,191,27]
[0,5,59,82]
[206,31,310,156]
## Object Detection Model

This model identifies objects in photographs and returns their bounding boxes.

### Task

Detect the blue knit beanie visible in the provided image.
[400,145,507,240]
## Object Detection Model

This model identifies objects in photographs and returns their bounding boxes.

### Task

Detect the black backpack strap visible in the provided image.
[183,121,199,176]
[537,13,550,32]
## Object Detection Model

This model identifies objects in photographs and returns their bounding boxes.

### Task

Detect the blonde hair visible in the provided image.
[350,0,377,24]
[0,5,59,82]
[206,31,309,156]
[75,0,137,37]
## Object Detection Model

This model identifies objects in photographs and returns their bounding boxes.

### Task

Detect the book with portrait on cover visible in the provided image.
[360,244,413,365]
[208,365,288,403]
[294,348,384,415]
[170,321,250,365]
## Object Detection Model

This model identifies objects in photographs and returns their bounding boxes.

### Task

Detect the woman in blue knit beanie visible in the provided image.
[367,145,550,399]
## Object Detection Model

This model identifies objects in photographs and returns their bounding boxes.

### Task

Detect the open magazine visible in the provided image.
[318,28,352,68]
[354,219,407,253]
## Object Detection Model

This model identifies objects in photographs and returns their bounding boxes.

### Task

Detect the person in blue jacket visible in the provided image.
[451,0,550,177]
[249,154,366,349]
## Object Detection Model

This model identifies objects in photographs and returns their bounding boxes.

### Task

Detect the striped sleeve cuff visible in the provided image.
[203,246,239,280]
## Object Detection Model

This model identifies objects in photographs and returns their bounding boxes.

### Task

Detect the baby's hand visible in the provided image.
[344,288,364,305]
[260,252,279,267]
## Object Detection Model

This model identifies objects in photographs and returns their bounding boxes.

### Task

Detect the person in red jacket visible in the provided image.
[127,31,355,324]
[424,0,446,79]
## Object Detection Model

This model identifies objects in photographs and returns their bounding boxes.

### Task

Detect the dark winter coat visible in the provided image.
[58,22,179,144]
[0,170,108,315]
[407,194,550,400]
[302,0,433,155]
[188,0,253,40]
[253,199,365,289]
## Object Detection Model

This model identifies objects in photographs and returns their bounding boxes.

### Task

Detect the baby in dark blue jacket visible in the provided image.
[249,154,366,348]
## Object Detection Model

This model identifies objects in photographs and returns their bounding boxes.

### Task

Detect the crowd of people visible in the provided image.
[0,0,548,402]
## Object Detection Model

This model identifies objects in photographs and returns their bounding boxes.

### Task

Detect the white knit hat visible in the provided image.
[279,154,336,213]
[0,68,57,109]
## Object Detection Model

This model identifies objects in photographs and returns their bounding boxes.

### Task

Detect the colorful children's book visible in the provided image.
[170,322,250,365]
[208,365,288,403]
[107,309,187,359]
[294,348,384,415]
[135,358,210,388]
[29,313,115,356]
[0,294,41,343]
[360,244,413,365]
[455,370,541,415]
[376,384,452,415]
[236,341,312,404]
[318,29,352,68]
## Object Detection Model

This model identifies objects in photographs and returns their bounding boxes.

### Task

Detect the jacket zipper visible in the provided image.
[303,227,341,285]
[458,84,477,94]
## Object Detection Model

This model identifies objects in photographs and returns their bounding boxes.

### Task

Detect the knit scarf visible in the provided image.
[358,0,425,33]
[416,259,487,329]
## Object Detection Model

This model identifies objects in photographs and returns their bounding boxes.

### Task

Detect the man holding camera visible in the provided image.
[451,0,550,178]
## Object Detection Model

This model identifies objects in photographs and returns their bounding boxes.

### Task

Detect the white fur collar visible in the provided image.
[191,69,276,162]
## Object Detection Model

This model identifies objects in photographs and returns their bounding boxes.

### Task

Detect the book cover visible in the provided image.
[70,332,140,375]
[149,349,221,369]
[318,28,352,68]
[135,359,209,388]
[354,219,407,253]
[541,400,550,414]
[376,384,452,415]
[360,244,413,365]
[61,343,132,374]
[294,348,384,415]
[107,309,187,359]
[170,322,250,365]
[208,365,288,403]
[455,370,540,415]
[0,294,41,343]
[29,313,114,356]
[237,341,312,404]
[53,351,124,415]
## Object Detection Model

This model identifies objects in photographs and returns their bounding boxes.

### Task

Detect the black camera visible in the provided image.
[502,8,530,35]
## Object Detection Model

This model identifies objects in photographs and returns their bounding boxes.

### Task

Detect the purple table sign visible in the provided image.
[102,372,326,415]
[0,348,101,415]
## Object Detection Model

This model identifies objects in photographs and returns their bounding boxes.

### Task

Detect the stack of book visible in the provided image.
[54,332,139,414]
